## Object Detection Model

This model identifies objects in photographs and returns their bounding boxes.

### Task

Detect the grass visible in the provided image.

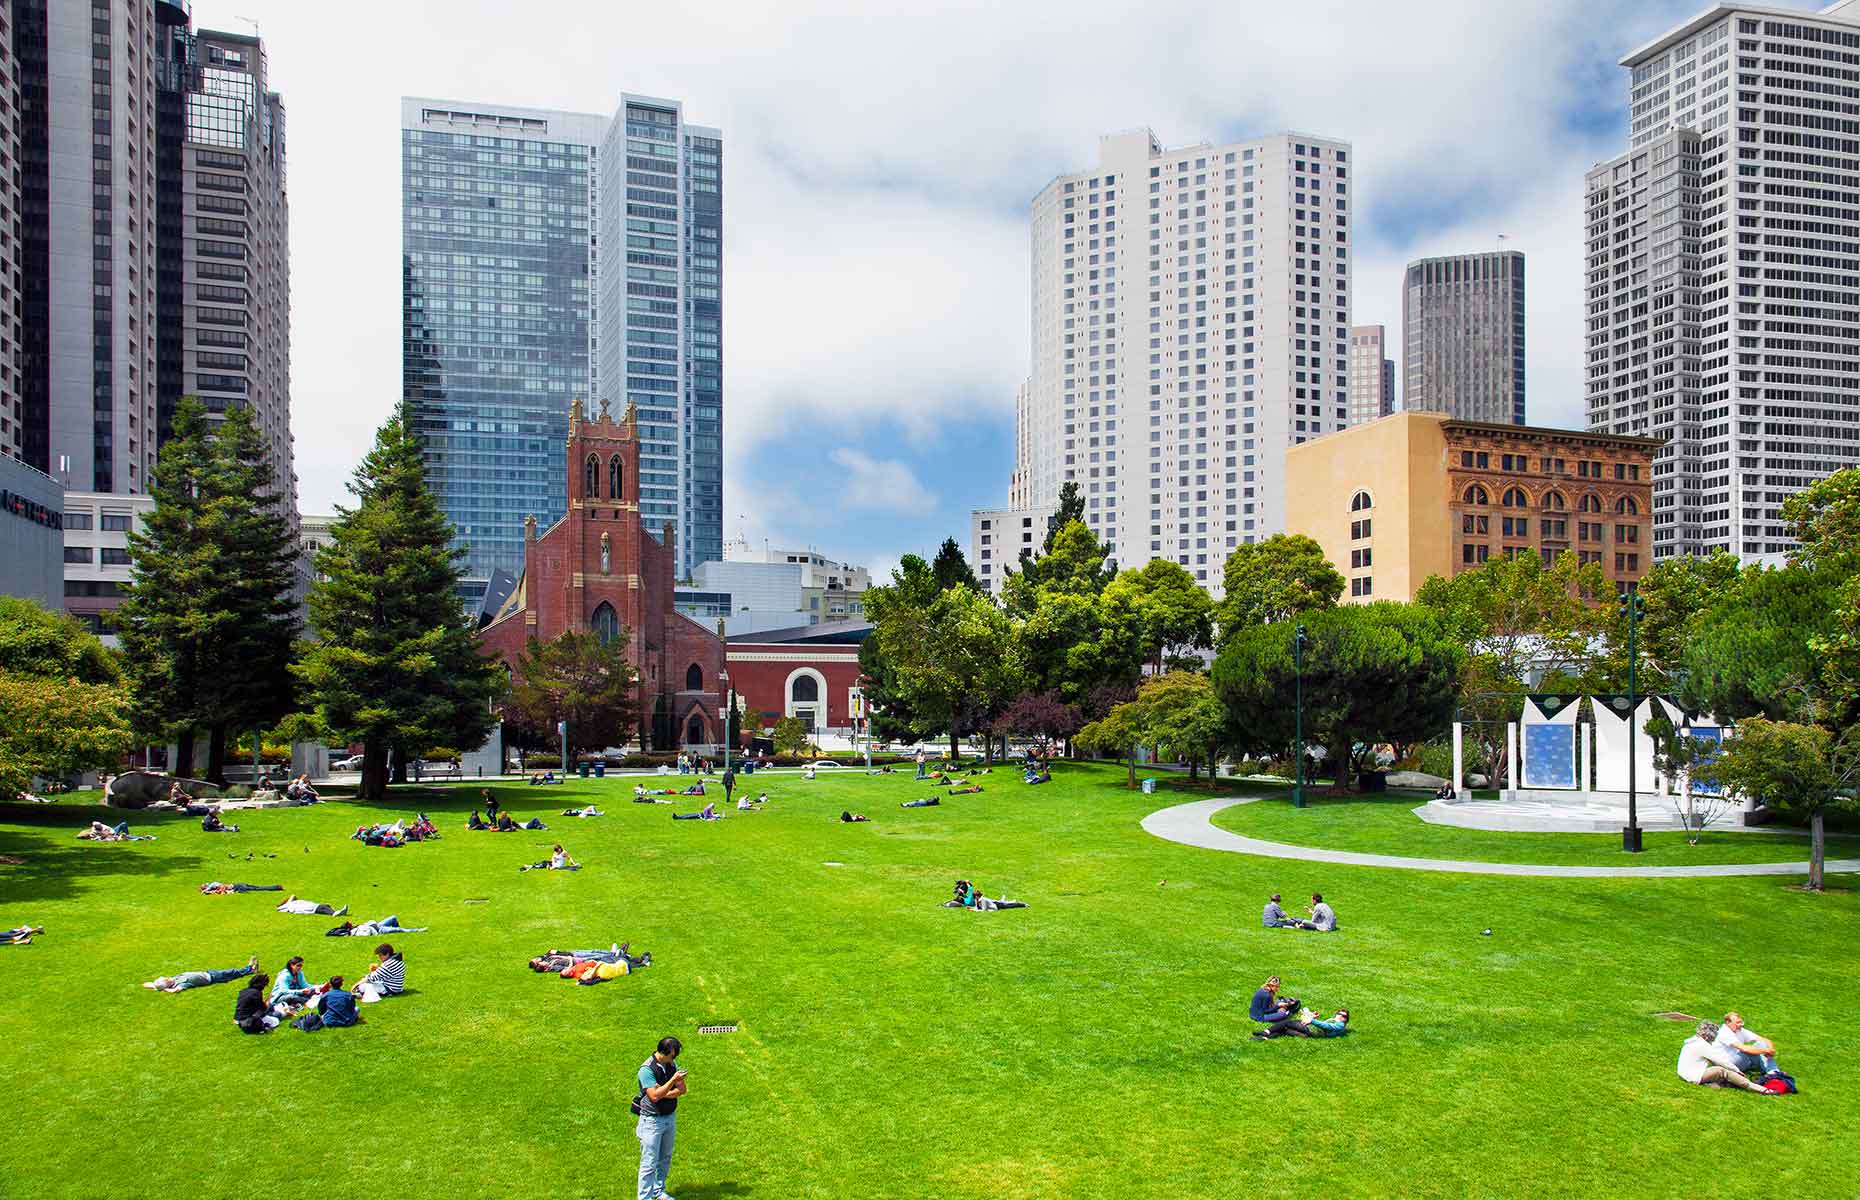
[2,763,1856,1199]
[1205,786,1860,866]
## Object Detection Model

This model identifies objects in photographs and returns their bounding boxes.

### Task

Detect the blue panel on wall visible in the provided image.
[1522,723,1577,790]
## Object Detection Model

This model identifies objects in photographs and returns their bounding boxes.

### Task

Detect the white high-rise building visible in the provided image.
[1586,1,1860,561]
[1020,127,1352,593]
[1347,324,1394,426]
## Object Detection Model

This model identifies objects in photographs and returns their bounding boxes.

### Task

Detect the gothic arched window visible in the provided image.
[591,602,620,645]
[584,454,600,499]
[609,455,624,501]
[685,662,703,692]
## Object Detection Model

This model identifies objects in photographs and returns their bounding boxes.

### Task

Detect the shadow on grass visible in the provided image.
[678,1185,753,1199]
[0,825,208,906]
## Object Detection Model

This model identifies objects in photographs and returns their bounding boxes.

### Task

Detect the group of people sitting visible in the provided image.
[229,944,406,1033]
[527,942,653,983]
[1678,1013,1793,1094]
[1262,891,1339,932]
[199,808,239,833]
[527,771,561,785]
[350,813,438,846]
[255,773,322,804]
[467,810,548,831]
[1248,975,1350,1039]
[520,844,581,871]
[77,820,154,842]
[1023,763,1053,785]
[942,879,1028,912]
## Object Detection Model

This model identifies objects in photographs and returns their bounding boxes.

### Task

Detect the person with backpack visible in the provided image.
[633,1035,687,1200]
[1678,1021,1772,1094]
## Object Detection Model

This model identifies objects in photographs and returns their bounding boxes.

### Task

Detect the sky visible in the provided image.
[235,0,1768,577]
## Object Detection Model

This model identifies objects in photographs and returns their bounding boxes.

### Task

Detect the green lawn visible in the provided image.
[1206,786,1860,866]
[2,764,1855,1199]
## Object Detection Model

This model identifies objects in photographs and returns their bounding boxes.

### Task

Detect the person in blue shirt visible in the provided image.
[316,976,361,1028]
[270,955,315,1011]
[1248,975,1307,1038]
[635,1036,687,1200]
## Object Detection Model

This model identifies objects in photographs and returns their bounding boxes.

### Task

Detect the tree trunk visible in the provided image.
[174,731,195,779]
[1189,756,1200,782]
[1126,755,1137,789]
[1331,735,1353,790]
[206,724,228,787]
[1810,806,1825,892]
[359,741,389,802]
[391,746,409,785]
[949,727,960,764]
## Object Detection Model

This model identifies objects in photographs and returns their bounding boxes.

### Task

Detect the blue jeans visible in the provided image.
[1728,1048,1777,1076]
[636,1113,675,1200]
[203,965,254,986]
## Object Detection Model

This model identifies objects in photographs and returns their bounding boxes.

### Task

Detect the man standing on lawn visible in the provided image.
[721,766,736,809]
[635,1035,687,1200]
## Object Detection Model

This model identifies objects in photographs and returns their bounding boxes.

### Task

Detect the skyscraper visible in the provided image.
[1347,324,1394,425]
[1402,250,1525,425]
[402,94,721,601]
[0,0,20,460]
[1019,127,1352,594]
[1585,2,1860,561]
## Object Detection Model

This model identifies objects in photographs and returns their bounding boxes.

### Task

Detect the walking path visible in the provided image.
[1140,797,1860,879]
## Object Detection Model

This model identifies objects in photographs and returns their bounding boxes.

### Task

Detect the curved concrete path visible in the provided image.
[1141,797,1860,879]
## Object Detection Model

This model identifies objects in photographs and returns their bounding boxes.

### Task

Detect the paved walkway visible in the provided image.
[1140,797,1860,879]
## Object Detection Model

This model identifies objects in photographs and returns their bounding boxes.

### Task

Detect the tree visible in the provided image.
[1044,481,1085,554]
[1783,469,1860,714]
[992,690,1084,751]
[1005,519,1135,707]
[0,598,130,796]
[1213,603,1464,789]
[1003,519,1113,618]
[931,537,981,593]
[115,399,301,781]
[1629,551,1741,689]
[868,582,1024,761]
[1646,713,1738,844]
[503,630,639,759]
[1215,534,1344,641]
[771,715,812,757]
[858,555,941,744]
[1077,671,1226,785]
[1099,559,1215,675]
[294,406,505,800]
[1696,717,1860,891]
[1074,695,1144,789]
[1679,564,1843,727]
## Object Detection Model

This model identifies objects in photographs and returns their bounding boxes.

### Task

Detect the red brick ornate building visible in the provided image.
[480,399,727,749]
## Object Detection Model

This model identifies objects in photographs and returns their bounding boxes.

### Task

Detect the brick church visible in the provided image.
[479,398,728,750]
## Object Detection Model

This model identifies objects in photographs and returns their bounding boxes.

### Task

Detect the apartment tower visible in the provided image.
[0,0,20,459]
[1585,2,1860,560]
[1402,250,1526,424]
[1348,324,1394,425]
[1020,127,1352,593]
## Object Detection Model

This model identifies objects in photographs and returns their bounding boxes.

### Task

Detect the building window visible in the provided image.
[100,548,132,566]
[1578,494,1603,514]
[1462,514,1489,535]
[610,455,624,499]
[1350,547,1372,568]
[1614,496,1639,515]
[1351,576,1373,597]
[685,662,703,691]
[1501,487,1529,508]
[100,513,133,532]
[1462,485,1489,506]
[1349,489,1372,512]
[1541,491,1566,511]
[591,602,620,645]
[584,454,600,499]
[791,674,819,703]
[64,547,93,564]
[64,512,94,531]
[1350,519,1371,540]
[1502,516,1529,538]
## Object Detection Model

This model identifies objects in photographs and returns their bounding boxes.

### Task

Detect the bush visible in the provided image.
[522,753,561,769]
[422,747,461,763]
[618,753,679,769]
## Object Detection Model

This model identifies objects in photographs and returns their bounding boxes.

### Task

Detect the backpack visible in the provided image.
[1760,1070,1797,1094]
[292,1011,323,1032]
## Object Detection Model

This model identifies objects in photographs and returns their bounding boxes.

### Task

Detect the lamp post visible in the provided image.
[557,720,568,779]
[1620,588,1645,853]
[721,677,734,773]
[1293,623,1309,809]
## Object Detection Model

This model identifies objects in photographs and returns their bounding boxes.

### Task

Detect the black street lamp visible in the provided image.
[1293,623,1309,808]
[1620,588,1645,852]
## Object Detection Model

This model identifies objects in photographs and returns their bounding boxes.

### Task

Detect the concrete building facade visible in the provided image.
[1018,126,1353,595]
[1347,324,1394,425]
[1585,2,1860,561]
[969,506,1050,596]
[0,452,63,609]
[1402,251,1526,425]
[1286,411,1657,602]
[59,488,153,638]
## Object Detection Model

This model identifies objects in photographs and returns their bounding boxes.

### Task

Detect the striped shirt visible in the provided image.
[368,956,405,995]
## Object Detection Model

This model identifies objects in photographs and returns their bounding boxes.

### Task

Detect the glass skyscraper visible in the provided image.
[401,94,721,599]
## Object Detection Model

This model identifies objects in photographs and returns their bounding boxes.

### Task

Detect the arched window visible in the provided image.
[1615,496,1639,515]
[685,714,705,745]
[609,455,624,500]
[590,602,619,645]
[1463,485,1489,506]
[791,674,819,703]
[1349,489,1373,512]
[1541,491,1567,511]
[685,662,703,692]
[1578,493,1603,513]
[584,454,600,499]
[1502,487,1529,508]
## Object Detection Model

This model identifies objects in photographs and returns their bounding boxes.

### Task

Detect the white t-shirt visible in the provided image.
[1713,1024,1767,1055]
[278,898,321,914]
[1677,1036,1738,1083]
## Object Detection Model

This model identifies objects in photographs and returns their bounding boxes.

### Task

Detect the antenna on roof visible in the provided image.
[234,14,260,34]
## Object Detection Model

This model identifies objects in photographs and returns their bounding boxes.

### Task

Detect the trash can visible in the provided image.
[742,759,754,775]
[578,762,590,778]
[1141,777,1157,795]
[594,762,606,778]
[1358,770,1387,793]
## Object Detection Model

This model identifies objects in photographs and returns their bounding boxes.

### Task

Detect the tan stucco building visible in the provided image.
[1286,412,1657,602]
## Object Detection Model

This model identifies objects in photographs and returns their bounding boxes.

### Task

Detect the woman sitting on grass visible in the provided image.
[468,810,490,830]
[521,844,581,871]
[736,793,765,811]
[270,956,317,1010]
[354,943,405,1002]
[495,811,520,832]
[942,879,1026,911]
[1678,1022,1774,1095]
[234,972,278,1033]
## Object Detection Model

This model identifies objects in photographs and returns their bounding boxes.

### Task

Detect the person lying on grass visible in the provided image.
[350,819,406,846]
[673,803,721,822]
[556,948,653,983]
[199,808,239,833]
[78,821,154,842]
[143,955,257,992]
[234,972,278,1033]
[1679,1021,1773,1094]
[199,881,283,895]
[1247,975,1305,1036]
[326,915,428,937]
[562,804,605,818]
[839,810,869,823]
[2,924,45,945]
[901,797,941,808]
[866,766,895,775]
[942,879,1027,911]
[949,785,983,795]
[354,943,405,1002]
[1254,1006,1351,1039]
[521,844,581,871]
[634,785,675,804]
[528,943,651,977]
[278,894,348,917]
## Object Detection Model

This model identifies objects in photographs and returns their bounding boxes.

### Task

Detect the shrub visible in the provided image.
[522,753,561,769]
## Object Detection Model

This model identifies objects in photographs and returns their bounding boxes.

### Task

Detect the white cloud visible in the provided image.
[824,448,938,515]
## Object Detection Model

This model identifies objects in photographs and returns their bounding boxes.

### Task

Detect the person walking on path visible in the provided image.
[635,1035,688,1200]
[721,767,736,809]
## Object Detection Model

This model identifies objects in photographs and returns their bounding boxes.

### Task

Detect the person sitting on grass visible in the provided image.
[407,813,438,840]
[528,772,559,786]
[1679,1021,1773,1094]
[901,797,941,808]
[521,844,581,871]
[562,804,604,818]
[271,956,317,1010]
[802,763,817,781]
[200,807,239,833]
[285,775,320,803]
[1714,1012,1780,1078]
[169,781,196,807]
[1262,893,1300,929]
[2,924,45,945]
[199,881,282,895]
[1294,893,1339,932]
[941,879,1027,911]
[1023,765,1052,784]
[354,943,405,1002]
[672,802,721,822]
[278,894,348,917]
[949,784,983,795]
[839,810,869,823]
[294,976,363,1031]
[1247,975,1307,1038]
[736,793,763,812]
[143,955,257,993]
[680,780,707,796]
[468,810,491,830]
[234,972,278,1033]
[495,811,520,832]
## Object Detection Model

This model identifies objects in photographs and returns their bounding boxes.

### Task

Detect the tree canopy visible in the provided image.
[1100,558,1215,674]
[1215,534,1344,639]
[930,537,981,593]
[0,598,131,796]
[1696,717,1859,890]
[503,630,639,758]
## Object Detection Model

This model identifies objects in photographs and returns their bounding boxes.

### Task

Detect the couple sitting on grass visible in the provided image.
[1263,892,1338,932]
[1249,975,1350,1039]
[468,810,547,831]
[77,821,154,842]
[1679,1014,1792,1095]
[521,844,581,871]
[942,879,1028,912]
[528,942,653,983]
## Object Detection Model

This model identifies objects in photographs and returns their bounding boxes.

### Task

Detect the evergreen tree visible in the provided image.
[931,537,982,592]
[294,406,505,800]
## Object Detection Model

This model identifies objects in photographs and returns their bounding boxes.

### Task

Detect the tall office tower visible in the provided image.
[11,0,160,492]
[1022,127,1352,592]
[1347,324,1394,425]
[1007,377,1032,509]
[597,97,723,577]
[0,0,21,459]
[153,15,296,515]
[1586,3,1860,562]
[401,99,607,605]
[1402,250,1525,424]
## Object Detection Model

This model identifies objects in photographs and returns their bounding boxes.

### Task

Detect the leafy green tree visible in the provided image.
[1044,481,1085,554]
[1099,559,1215,674]
[1003,520,1113,618]
[868,582,1023,761]
[772,715,812,757]
[1628,551,1741,688]
[1005,520,1135,707]
[1077,670,1226,784]
[931,537,981,593]
[1679,564,1843,727]
[857,555,940,743]
[1783,469,1860,713]
[1074,693,1145,789]
[1696,717,1860,891]
[0,598,130,796]
[1213,603,1464,789]
[115,399,301,781]
[992,690,1084,751]
[503,630,639,759]
[294,406,505,800]
[1215,534,1344,642]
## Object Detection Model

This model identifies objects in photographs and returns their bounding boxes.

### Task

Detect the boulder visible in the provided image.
[105,770,216,809]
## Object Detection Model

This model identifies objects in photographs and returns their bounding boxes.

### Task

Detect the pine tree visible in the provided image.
[294,406,504,800]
